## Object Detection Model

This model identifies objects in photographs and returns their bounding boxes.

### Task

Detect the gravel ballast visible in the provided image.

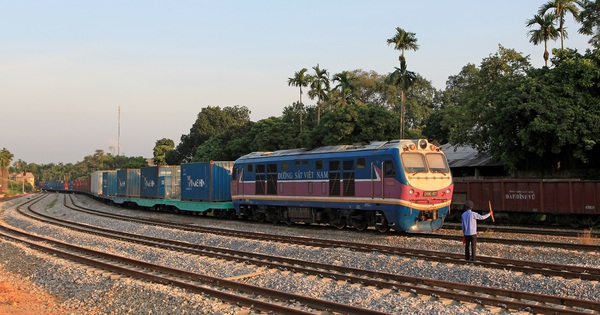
[1,194,599,314]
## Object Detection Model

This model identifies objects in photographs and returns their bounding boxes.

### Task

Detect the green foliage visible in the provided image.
[307,104,398,148]
[579,0,600,47]
[423,45,600,174]
[175,105,251,163]
[21,150,149,187]
[6,180,33,194]
[0,148,14,169]
[153,138,175,165]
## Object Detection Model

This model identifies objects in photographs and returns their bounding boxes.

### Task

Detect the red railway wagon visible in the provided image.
[72,177,91,193]
[452,179,600,226]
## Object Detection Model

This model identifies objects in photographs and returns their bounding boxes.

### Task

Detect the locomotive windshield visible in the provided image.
[401,153,427,173]
[426,153,450,173]
[401,152,450,174]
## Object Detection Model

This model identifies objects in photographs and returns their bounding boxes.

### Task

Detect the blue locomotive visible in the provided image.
[231,139,453,233]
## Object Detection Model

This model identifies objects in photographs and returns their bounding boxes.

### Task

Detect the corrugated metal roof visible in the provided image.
[440,143,502,167]
[238,140,405,160]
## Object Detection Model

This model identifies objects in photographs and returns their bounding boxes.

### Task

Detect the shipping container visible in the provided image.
[117,169,141,197]
[91,171,103,196]
[141,166,159,198]
[181,161,234,202]
[159,165,181,199]
[40,180,65,191]
[73,177,91,193]
[116,169,126,197]
[101,171,117,197]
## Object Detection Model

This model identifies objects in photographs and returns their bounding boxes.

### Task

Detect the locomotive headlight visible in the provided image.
[419,139,427,149]
[409,189,414,195]
[446,188,451,194]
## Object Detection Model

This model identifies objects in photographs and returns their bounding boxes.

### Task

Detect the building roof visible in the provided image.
[440,143,502,168]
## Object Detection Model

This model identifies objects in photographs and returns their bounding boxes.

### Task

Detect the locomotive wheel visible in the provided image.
[375,217,389,233]
[375,224,389,233]
[331,220,346,230]
[354,220,368,231]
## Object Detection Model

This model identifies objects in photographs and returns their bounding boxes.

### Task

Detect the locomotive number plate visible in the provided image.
[423,191,438,197]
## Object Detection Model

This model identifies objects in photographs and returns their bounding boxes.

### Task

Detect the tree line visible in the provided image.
[2,0,600,187]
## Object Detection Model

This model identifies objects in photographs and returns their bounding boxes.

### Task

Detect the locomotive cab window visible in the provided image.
[383,161,396,177]
[401,153,427,173]
[426,153,450,173]
[247,164,253,172]
[295,160,309,166]
[357,158,366,169]
[316,160,323,170]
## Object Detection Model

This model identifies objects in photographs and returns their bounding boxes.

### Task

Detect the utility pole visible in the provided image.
[118,106,121,156]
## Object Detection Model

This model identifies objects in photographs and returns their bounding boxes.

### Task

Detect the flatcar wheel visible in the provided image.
[354,220,368,231]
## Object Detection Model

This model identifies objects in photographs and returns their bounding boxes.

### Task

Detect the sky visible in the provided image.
[0,1,593,165]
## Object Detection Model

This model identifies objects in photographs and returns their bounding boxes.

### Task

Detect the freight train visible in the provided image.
[451,179,600,227]
[39,139,454,233]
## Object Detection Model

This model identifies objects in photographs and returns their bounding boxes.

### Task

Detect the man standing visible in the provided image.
[461,200,493,261]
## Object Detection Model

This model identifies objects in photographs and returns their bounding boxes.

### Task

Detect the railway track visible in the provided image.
[442,222,599,239]
[65,193,600,281]
[405,231,600,252]
[4,193,599,314]
[4,194,389,315]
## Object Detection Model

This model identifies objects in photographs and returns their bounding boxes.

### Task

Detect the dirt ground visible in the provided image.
[0,266,63,315]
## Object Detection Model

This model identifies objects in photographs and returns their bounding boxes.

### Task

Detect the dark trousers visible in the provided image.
[464,235,477,261]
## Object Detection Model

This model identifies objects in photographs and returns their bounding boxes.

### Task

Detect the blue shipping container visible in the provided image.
[141,166,159,198]
[117,169,140,197]
[127,169,141,197]
[102,171,117,197]
[181,161,234,202]
[117,169,127,196]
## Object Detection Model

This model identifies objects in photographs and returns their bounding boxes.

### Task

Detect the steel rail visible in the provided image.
[16,194,599,314]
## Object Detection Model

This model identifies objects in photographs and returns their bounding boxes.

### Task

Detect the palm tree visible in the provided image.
[287,68,310,131]
[527,13,560,67]
[332,71,355,106]
[387,27,419,66]
[0,148,14,192]
[387,27,419,139]
[538,0,581,49]
[387,60,417,139]
[308,64,330,125]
